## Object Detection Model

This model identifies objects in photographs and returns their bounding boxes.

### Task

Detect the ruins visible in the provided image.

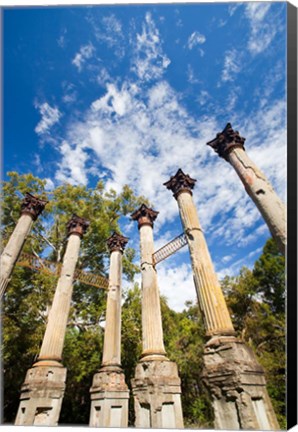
[207,123,286,255]
[1,132,285,428]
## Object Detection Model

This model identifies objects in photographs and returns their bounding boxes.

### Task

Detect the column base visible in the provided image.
[15,365,66,426]
[202,335,280,430]
[89,366,129,427]
[131,359,184,429]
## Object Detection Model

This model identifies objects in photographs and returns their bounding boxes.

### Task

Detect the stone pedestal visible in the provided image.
[15,365,66,426]
[15,214,89,426]
[90,366,129,427]
[0,192,47,299]
[164,170,280,429]
[131,205,184,428]
[89,232,129,427]
[202,336,280,430]
[207,123,286,255]
[132,359,184,429]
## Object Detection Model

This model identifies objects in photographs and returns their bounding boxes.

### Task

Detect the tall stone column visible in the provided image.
[164,169,235,337]
[207,123,286,255]
[15,214,89,426]
[130,204,184,429]
[89,232,129,428]
[0,192,47,299]
[164,169,280,430]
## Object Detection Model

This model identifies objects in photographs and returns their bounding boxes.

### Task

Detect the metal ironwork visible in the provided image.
[16,252,109,290]
[152,232,187,265]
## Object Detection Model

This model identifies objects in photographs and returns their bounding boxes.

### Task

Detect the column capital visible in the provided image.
[163,168,196,199]
[131,204,159,229]
[106,232,129,254]
[20,192,48,221]
[207,123,246,161]
[66,214,89,238]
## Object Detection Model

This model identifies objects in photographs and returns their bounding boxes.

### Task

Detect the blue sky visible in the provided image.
[3,2,287,311]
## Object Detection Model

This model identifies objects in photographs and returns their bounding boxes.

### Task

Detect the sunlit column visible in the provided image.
[207,123,286,255]
[0,192,47,299]
[131,204,167,360]
[164,169,235,337]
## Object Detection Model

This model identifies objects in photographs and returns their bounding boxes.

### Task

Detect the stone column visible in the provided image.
[164,169,280,430]
[164,169,235,337]
[207,123,286,255]
[0,192,47,299]
[130,204,184,429]
[15,214,89,426]
[89,232,130,428]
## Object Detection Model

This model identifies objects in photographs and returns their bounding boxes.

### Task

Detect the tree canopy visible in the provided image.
[1,172,286,428]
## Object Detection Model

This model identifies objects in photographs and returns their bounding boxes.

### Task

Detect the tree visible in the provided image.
[221,238,286,429]
[1,172,147,424]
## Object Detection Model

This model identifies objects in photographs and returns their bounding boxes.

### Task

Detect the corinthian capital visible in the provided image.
[106,232,129,253]
[131,204,159,229]
[20,192,48,220]
[163,168,196,199]
[207,123,245,161]
[66,214,89,238]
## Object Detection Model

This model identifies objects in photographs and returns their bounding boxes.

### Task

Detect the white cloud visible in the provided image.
[45,178,55,191]
[34,102,61,135]
[55,140,89,185]
[131,12,171,82]
[245,3,277,55]
[54,74,286,263]
[221,49,241,82]
[187,31,206,50]
[72,43,95,72]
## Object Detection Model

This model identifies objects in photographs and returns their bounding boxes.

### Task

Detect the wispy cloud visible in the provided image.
[72,43,95,72]
[187,31,206,50]
[34,102,61,135]
[131,12,171,82]
[221,49,242,82]
[245,3,277,55]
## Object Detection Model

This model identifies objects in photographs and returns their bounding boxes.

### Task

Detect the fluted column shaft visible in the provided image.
[228,147,286,254]
[139,224,167,358]
[207,123,286,255]
[102,249,122,367]
[0,192,47,299]
[177,191,235,336]
[35,233,81,366]
[0,214,33,299]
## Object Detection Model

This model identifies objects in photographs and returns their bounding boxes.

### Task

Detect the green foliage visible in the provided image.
[1,172,286,428]
[222,238,286,429]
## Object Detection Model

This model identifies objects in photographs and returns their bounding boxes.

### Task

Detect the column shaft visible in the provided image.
[0,214,33,298]
[36,233,81,364]
[139,224,166,358]
[228,147,286,254]
[176,191,235,336]
[102,250,122,366]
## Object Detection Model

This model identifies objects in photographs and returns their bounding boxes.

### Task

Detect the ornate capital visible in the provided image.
[163,168,196,199]
[20,192,48,221]
[207,123,245,161]
[106,232,129,254]
[66,214,89,238]
[131,204,159,229]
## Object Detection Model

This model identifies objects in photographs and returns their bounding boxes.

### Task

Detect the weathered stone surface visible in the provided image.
[15,366,66,426]
[202,336,280,430]
[207,124,286,255]
[16,218,88,426]
[106,231,129,253]
[131,360,184,429]
[164,172,235,336]
[1,192,47,299]
[0,214,33,299]
[89,368,129,427]
[131,205,184,428]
